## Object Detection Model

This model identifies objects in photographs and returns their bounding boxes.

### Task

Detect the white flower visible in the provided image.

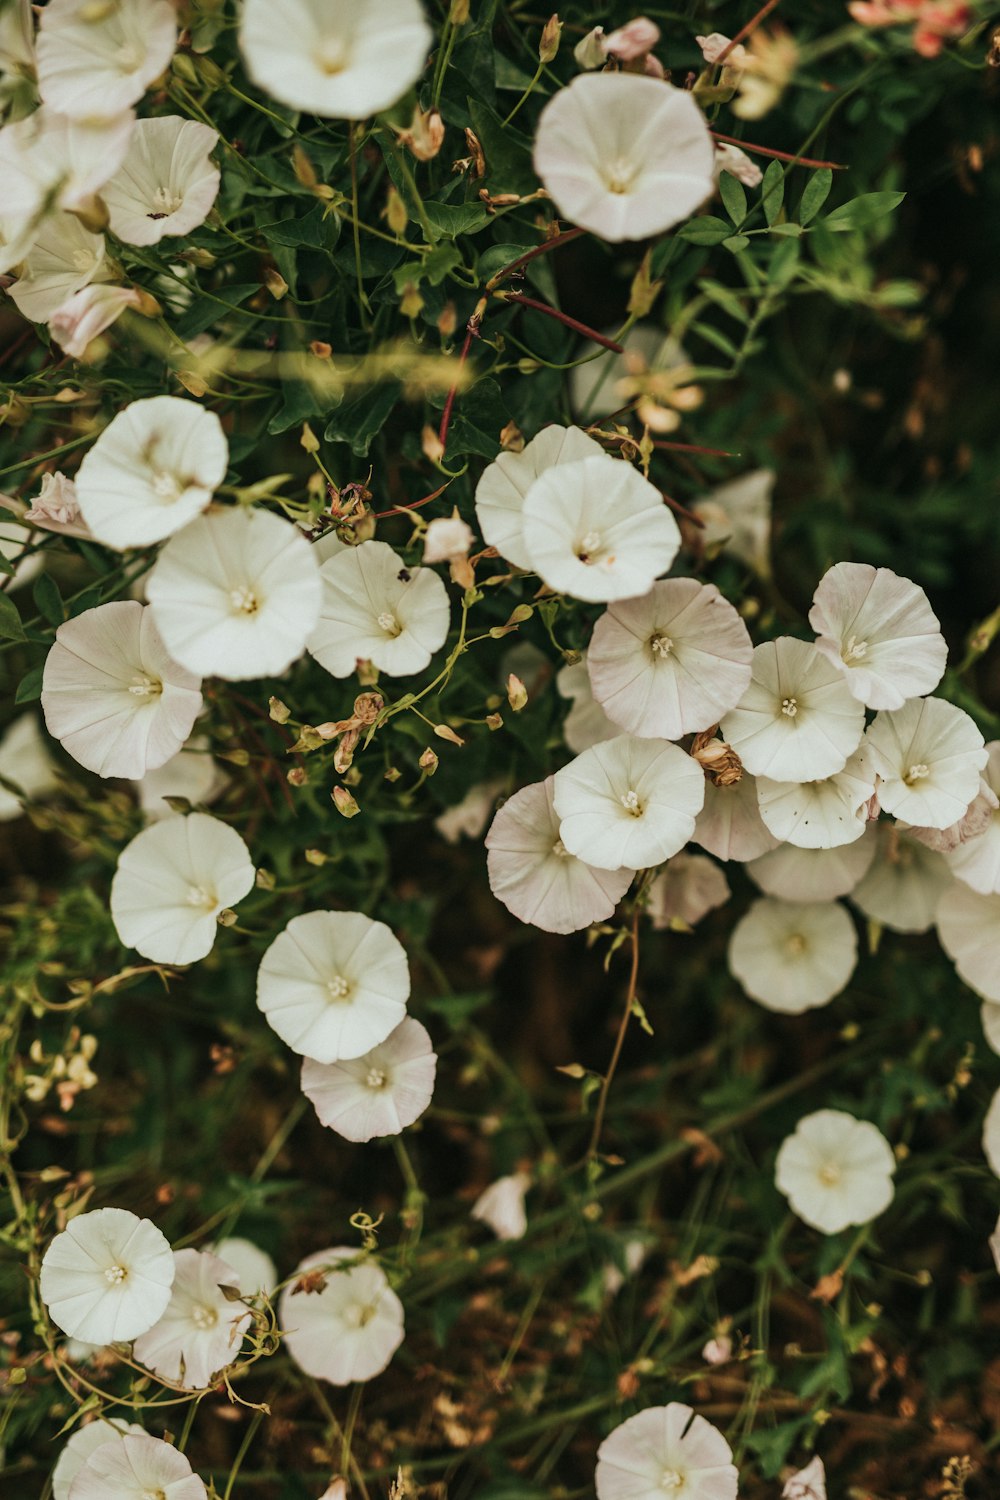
[715,142,762,187]
[302,1017,437,1142]
[809,562,948,711]
[697,33,747,66]
[39,1207,174,1344]
[755,745,876,849]
[595,1403,738,1500]
[50,283,146,358]
[103,116,221,245]
[485,776,634,934]
[0,714,59,821]
[308,539,449,679]
[865,697,987,830]
[574,26,607,70]
[587,579,753,741]
[692,769,780,863]
[434,780,502,843]
[908,771,998,854]
[553,735,705,871]
[148,507,322,680]
[747,831,876,904]
[728,897,857,1013]
[211,1238,278,1298]
[0,508,42,591]
[522,454,680,604]
[556,658,619,753]
[133,1248,251,1389]
[52,1420,146,1500]
[783,1456,827,1500]
[569,325,688,422]
[22,472,92,540]
[36,0,177,122]
[692,468,773,579]
[985,1089,1000,1179]
[41,601,202,780]
[937,885,1000,1002]
[110,812,255,965]
[75,395,228,550]
[257,909,410,1064]
[240,0,432,119]
[471,1172,530,1241]
[947,743,1000,894]
[775,1109,896,1234]
[850,823,952,934]
[133,739,227,822]
[533,73,715,243]
[422,513,474,564]
[66,1432,206,1500]
[981,1001,1000,1058]
[720,637,865,782]
[647,853,730,929]
[280,1248,404,1385]
[0,0,33,78]
[7,211,107,325]
[474,423,603,571]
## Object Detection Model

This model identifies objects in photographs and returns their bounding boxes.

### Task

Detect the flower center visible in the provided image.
[659,1472,684,1493]
[576,530,603,562]
[365,1066,387,1090]
[377,610,401,636]
[620,789,643,817]
[342,1301,376,1329]
[842,634,869,662]
[904,763,930,784]
[150,470,183,503]
[72,247,98,271]
[104,1263,128,1284]
[230,585,260,615]
[316,35,350,75]
[785,932,807,956]
[650,634,674,658]
[141,1490,167,1500]
[186,884,216,909]
[603,155,639,194]
[781,697,799,718]
[818,1161,842,1186]
[148,185,184,218]
[114,40,147,73]
[128,671,162,699]
[326,974,351,1001]
[191,1303,218,1329]
[551,839,570,858]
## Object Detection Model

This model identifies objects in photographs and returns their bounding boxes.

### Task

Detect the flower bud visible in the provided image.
[539,13,562,63]
[605,16,660,63]
[384,184,408,235]
[333,785,361,817]
[269,696,291,724]
[574,26,606,69]
[419,747,439,774]
[506,673,528,712]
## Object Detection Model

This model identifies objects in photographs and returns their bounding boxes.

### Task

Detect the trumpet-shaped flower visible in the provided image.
[36,0,177,122]
[471,1173,530,1241]
[103,116,221,245]
[782,1456,827,1500]
[21,472,91,539]
[947,743,1000,894]
[937,885,1000,1002]
[50,284,146,358]
[280,1248,404,1385]
[132,739,227,822]
[728,897,857,1013]
[39,1207,174,1344]
[212,1238,278,1297]
[755,745,876,850]
[301,1016,437,1142]
[865,696,987,830]
[595,1403,738,1500]
[0,714,59,821]
[647,853,730,929]
[133,1248,251,1389]
[692,770,780,863]
[67,1432,206,1500]
[747,831,876,904]
[308,539,449,679]
[569,326,688,422]
[808,561,947,709]
[692,468,774,579]
[850,823,952,934]
[984,1088,1000,1178]
[110,812,255,965]
[474,423,603,570]
[533,73,715,242]
[52,1420,146,1500]
[775,1109,896,1234]
[553,735,705,871]
[556,658,618,753]
[7,211,107,324]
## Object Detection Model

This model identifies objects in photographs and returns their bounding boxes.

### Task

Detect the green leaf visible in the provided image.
[719,171,747,226]
[443,375,511,460]
[768,221,803,238]
[799,167,833,225]
[0,591,25,641]
[699,281,749,321]
[677,216,732,246]
[761,159,784,226]
[32,572,64,627]
[824,190,905,232]
[323,383,400,456]
[722,233,750,254]
[423,200,492,237]
[769,238,801,288]
[260,201,340,251]
[466,97,535,194]
[14,666,43,704]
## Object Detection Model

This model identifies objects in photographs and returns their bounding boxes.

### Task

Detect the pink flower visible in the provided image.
[847,0,970,55]
[49,284,144,358]
[696,32,748,67]
[22,472,92,539]
[604,17,660,62]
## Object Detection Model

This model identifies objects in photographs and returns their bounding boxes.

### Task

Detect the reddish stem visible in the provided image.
[485,227,586,289]
[501,294,624,352]
[652,440,741,458]
[662,492,705,528]
[437,311,481,455]
[375,479,452,520]
[716,0,783,62]
[710,130,846,171]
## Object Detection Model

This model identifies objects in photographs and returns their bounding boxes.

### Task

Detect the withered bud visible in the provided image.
[310,340,332,359]
[486,712,503,731]
[334,729,359,775]
[397,105,445,162]
[217,908,238,927]
[384,184,408,235]
[292,143,319,188]
[438,301,458,339]
[287,766,308,787]
[539,13,562,63]
[506,673,528,712]
[449,0,470,21]
[304,848,327,866]
[400,281,424,319]
[255,868,276,890]
[300,422,320,454]
[434,723,465,747]
[333,786,361,817]
[419,747,439,774]
[691,734,743,786]
[499,419,525,452]
[421,423,445,463]
[354,692,384,724]
[263,267,288,301]
[463,128,485,179]
[269,696,291,724]
[176,370,208,399]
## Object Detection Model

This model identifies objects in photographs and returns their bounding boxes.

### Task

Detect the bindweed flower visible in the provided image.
[485,776,634,934]
[573,25,607,69]
[40,1207,174,1344]
[0,714,59,821]
[212,1238,278,1298]
[985,1088,1000,1178]
[569,325,689,422]
[280,1248,404,1385]
[783,1455,827,1500]
[697,33,748,67]
[435,780,502,844]
[946,743,1000,894]
[715,142,762,188]
[755,744,876,850]
[692,770,781,864]
[471,1172,530,1241]
[302,1016,437,1142]
[647,853,730,929]
[533,73,715,242]
[937,884,1000,1003]
[728,897,858,1013]
[475,423,603,571]
[133,1248,251,1389]
[595,1402,738,1500]
[49,283,147,359]
[848,0,972,58]
[748,829,877,904]
[110,812,255,965]
[557,658,619,754]
[52,1420,146,1500]
[850,823,953,934]
[808,561,948,709]
[553,735,705,871]
[692,468,774,579]
[132,739,227,822]
[865,696,987,830]
[102,117,221,246]
[66,1432,207,1500]
[36,0,177,121]
[422,512,474,565]
[7,211,107,325]
[309,539,449,679]
[775,1109,896,1234]
[22,472,91,539]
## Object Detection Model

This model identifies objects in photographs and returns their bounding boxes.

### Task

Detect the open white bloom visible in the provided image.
[595,1403,738,1500]
[103,117,221,245]
[257,910,410,1064]
[692,770,780,863]
[148,507,322,680]
[521,454,680,603]
[75,396,227,550]
[240,0,432,119]
[302,1016,437,1142]
[308,539,449,679]
[648,853,730,929]
[67,1432,206,1500]
[937,885,1000,1002]
[485,777,634,933]
[22,472,91,540]
[782,1456,827,1500]
[908,773,998,854]
[991,1212,1000,1273]
[587,579,753,740]
[755,745,876,849]
[133,739,227,822]
[7,212,107,325]
[553,735,705,871]
[41,601,203,780]
[471,1172,530,1241]
[40,1207,174,1344]
[36,0,177,122]
[728,897,857,1013]
[692,468,774,579]
[850,823,952,934]
[50,283,145,358]
[720,637,865,782]
[280,1248,404,1385]
[865,697,986,830]
[434,779,502,844]
[775,1109,896,1234]
[947,743,1000,894]
[422,513,474,565]
[985,1090,1000,1179]
[556,658,619,753]
[110,812,255,965]
[212,1238,278,1298]
[569,325,688,421]
[809,561,947,709]
[53,1420,146,1500]
[474,424,603,570]
[533,73,714,242]
[0,509,41,590]
[133,1248,250,1389]
[0,714,59,821]
[981,1001,1000,1058]
[748,830,876,904]
[0,0,33,78]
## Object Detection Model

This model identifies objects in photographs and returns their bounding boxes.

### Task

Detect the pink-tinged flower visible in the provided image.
[133,1248,251,1389]
[692,770,780,864]
[851,823,952,934]
[647,853,730,929]
[471,1172,530,1240]
[22,472,91,540]
[937,885,1000,1003]
[847,1,971,57]
[604,17,660,63]
[715,142,763,188]
[865,697,986,830]
[596,1403,738,1500]
[49,284,145,359]
[808,561,947,709]
[702,1335,733,1366]
[748,830,876,905]
[783,1455,827,1500]
[301,1017,437,1143]
[729,897,857,1013]
[280,1248,404,1385]
[946,743,1000,894]
[67,1432,207,1500]
[422,513,474,564]
[696,32,748,67]
[36,0,178,121]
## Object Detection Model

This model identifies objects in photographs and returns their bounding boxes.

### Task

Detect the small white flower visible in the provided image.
[747,830,876,904]
[40,1206,174,1344]
[41,601,203,780]
[573,25,607,69]
[66,1432,207,1500]
[301,1016,437,1142]
[280,1248,404,1385]
[0,714,59,821]
[434,780,502,844]
[720,637,866,783]
[981,1001,1000,1058]
[75,395,228,550]
[776,1109,896,1235]
[110,812,255,965]
[985,1089,1000,1179]
[7,211,107,325]
[257,909,410,1064]
[133,1248,251,1389]
[553,735,705,871]
[569,325,688,422]
[587,579,753,741]
[471,1172,530,1241]
[728,897,857,1013]
[485,776,634,934]
[783,1455,827,1500]
[533,73,715,243]
[211,1238,278,1298]
[647,853,730,929]
[240,0,432,119]
[691,468,773,579]
[132,739,227,822]
[556,657,619,754]
[809,561,948,710]
[52,1420,146,1500]
[308,539,449,679]
[36,0,177,122]
[692,770,780,863]
[22,472,91,539]
[755,745,876,850]
[474,423,603,571]
[865,697,987,830]
[715,142,762,187]
[908,771,998,854]
[103,116,221,245]
[947,742,1000,894]
[850,823,953,934]
[147,507,322,681]
[937,884,1000,1002]
[50,283,145,359]
[595,1402,738,1500]
[422,513,474,564]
